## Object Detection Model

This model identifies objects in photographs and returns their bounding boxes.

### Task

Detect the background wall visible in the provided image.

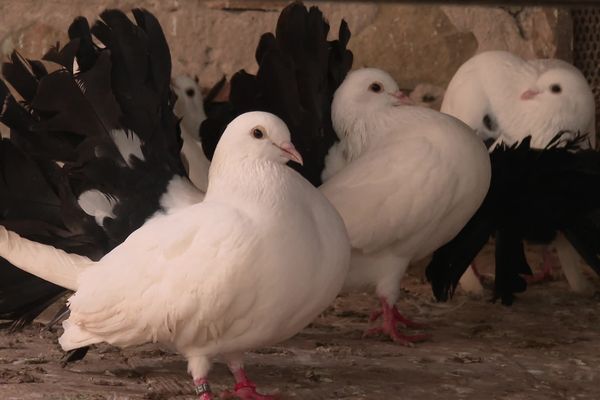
[0,0,577,136]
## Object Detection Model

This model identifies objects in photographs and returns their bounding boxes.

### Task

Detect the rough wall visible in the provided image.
[0,0,571,115]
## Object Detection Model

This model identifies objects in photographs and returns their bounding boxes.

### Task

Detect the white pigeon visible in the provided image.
[172,75,211,191]
[442,50,597,295]
[441,50,596,149]
[0,112,351,400]
[320,68,491,344]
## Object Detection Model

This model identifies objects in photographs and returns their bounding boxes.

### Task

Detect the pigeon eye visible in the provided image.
[369,82,383,93]
[550,84,562,94]
[251,127,265,139]
[422,94,436,103]
[185,88,195,97]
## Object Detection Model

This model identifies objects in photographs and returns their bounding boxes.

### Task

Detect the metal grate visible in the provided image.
[572,8,600,143]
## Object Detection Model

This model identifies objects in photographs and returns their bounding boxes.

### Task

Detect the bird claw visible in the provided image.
[363,326,430,346]
[523,270,553,284]
[391,307,428,329]
[364,298,430,345]
[220,381,278,400]
[525,249,556,284]
[368,302,427,328]
[368,309,383,323]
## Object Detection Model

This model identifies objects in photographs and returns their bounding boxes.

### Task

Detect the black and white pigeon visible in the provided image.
[0,9,203,337]
[0,111,351,400]
[436,50,599,299]
[319,68,491,343]
[426,133,600,305]
[200,1,353,187]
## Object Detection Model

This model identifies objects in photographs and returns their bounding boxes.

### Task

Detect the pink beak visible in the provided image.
[278,141,304,165]
[520,89,540,100]
[390,90,413,105]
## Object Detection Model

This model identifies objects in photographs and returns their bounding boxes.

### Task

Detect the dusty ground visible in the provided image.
[1,244,599,400]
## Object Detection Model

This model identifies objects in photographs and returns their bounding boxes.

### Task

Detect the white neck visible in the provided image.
[206,156,291,208]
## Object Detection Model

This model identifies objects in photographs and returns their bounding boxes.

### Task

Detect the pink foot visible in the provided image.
[222,366,277,400]
[364,298,430,345]
[470,262,484,282]
[193,378,214,400]
[368,306,427,329]
[221,380,277,400]
[524,248,555,284]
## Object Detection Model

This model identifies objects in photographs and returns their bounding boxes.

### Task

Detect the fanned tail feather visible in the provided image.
[200,1,353,186]
[0,9,193,330]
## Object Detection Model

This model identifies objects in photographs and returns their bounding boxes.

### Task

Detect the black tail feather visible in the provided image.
[427,132,600,304]
[200,1,353,186]
[0,9,187,340]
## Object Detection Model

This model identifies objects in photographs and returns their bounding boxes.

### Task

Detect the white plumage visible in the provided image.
[442,50,597,295]
[320,68,491,343]
[172,75,212,192]
[0,112,350,399]
[441,50,596,148]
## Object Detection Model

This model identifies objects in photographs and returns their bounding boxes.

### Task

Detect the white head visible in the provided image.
[332,68,411,136]
[172,75,206,138]
[519,66,595,137]
[211,112,303,171]
[331,68,412,159]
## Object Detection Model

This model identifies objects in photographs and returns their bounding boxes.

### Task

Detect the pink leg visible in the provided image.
[470,260,484,281]
[194,378,214,400]
[369,303,426,329]
[525,247,555,284]
[221,365,277,400]
[363,297,430,345]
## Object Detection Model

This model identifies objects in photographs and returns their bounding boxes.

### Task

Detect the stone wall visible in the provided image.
[0,0,572,137]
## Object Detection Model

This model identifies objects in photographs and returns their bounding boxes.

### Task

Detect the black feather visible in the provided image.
[427,132,600,304]
[200,1,353,186]
[68,17,98,73]
[203,75,227,106]
[0,8,185,340]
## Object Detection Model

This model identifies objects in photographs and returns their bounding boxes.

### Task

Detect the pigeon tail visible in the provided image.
[59,319,102,350]
[0,227,93,290]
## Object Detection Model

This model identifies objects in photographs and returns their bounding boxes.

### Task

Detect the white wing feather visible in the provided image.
[60,201,259,351]
[321,137,459,254]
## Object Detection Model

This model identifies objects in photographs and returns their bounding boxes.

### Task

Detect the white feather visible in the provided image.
[0,226,92,290]
[321,141,346,182]
[442,50,596,149]
[0,112,350,386]
[442,51,597,294]
[159,175,205,211]
[73,57,81,75]
[322,69,491,306]
[180,130,211,192]
[110,129,145,167]
[172,75,211,191]
[78,189,117,226]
